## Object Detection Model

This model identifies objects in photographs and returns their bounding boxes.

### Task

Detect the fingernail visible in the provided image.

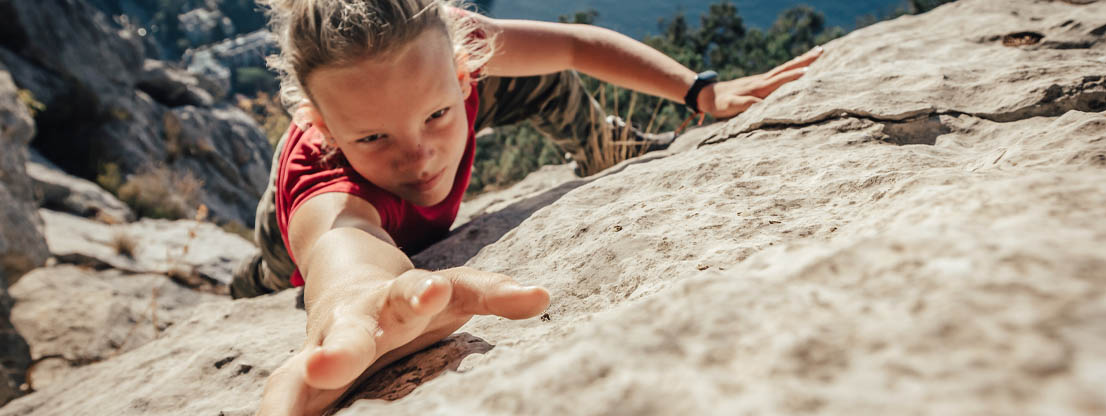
[813,45,824,53]
[410,295,421,308]
[417,278,434,296]
[802,67,809,73]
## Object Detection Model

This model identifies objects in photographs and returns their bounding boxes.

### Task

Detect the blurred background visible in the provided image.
[3,0,956,219]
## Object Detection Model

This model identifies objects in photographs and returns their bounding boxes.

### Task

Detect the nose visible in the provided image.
[396,135,435,175]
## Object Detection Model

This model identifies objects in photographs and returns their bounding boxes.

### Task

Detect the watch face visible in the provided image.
[699,70,719,82]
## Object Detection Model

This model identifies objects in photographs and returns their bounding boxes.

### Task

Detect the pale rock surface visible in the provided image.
[26,150,136,223]
[39,210,258,286]
[0,291,300,416]
[8,266,223,391]
[3,1,1106,415]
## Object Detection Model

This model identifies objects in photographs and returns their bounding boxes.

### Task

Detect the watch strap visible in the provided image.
[684,70,719,114]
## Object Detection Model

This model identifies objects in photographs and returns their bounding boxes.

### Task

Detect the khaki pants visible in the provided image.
[230,70,613,299]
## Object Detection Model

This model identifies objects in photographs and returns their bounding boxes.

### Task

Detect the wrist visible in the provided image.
[697,83,717,115]
[684,70,719,114]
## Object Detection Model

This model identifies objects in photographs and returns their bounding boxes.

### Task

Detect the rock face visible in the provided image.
[26,150,136,223]
[0,0,272,226]
[8,266,224,391]
[2,0,1106,415]
[0,64,46,407]
[182,30,279,96]
[38,210,259,286]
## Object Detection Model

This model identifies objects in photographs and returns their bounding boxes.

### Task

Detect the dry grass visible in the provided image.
[237,91,292,149]
[117,164,204,220]
[577,86,665,176]
[110,231,137,258]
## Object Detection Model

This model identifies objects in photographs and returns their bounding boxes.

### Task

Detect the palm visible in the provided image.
[257,268,550,416]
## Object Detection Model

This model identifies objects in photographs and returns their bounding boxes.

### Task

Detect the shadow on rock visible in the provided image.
[412,152,673,270]
[325,333,493,414]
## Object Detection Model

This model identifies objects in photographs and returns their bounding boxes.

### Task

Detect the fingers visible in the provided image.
[304,272,451,390]
[444,268,551,320]
[484,284,551,319]
[386,271,452,321]
[768,45,824,78]
[713,96,763,120]
[754,67,809,99]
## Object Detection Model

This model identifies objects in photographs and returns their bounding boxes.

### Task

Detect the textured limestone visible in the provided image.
[8,266,223,391]
[38,210,258,286]
[2,1,1105,415]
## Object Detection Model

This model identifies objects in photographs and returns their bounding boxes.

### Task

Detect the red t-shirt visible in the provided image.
[275,83,480,287]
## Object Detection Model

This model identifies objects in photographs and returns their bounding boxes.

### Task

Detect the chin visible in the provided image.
[408,175,454,207]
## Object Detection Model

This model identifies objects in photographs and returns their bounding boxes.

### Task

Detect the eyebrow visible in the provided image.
[350,93,455,139]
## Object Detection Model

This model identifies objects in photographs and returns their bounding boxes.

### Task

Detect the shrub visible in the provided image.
[237,91,291,149]
[96,162,124,195]
[17,89,45,116]
[110,231,137,258]
[116,164,204,220]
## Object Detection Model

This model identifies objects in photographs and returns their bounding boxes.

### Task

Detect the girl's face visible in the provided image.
[307,29,473,207]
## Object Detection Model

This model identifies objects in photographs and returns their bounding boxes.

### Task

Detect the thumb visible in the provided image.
[303,315,379,390]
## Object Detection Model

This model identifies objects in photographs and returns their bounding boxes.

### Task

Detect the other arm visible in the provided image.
[470,14,823,119]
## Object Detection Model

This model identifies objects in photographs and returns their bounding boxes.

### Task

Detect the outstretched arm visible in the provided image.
[256,192,550,415]
[472,14,824,119]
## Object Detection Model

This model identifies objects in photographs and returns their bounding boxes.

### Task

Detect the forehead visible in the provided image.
[307,29,458,134]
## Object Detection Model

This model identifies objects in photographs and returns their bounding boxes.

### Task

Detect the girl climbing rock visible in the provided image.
[234,1,822,413]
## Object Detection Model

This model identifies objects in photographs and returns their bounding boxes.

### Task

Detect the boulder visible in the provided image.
[8,266,224,391]
[0,63,46,408]
[0,0,273,226]
[26,150,135,223]
[178,8,236,49]
[182,30,279,96]
[0,291,299,416]
[0,291,30,407]
[38,210,258,287]
[136,59,217,108]
[0,63,48,287]
[3,0,1106,415]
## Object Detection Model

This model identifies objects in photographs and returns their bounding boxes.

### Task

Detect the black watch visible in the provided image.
[684,70,719,114]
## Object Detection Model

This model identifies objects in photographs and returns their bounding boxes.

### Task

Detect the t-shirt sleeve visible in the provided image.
[278,127,399,251]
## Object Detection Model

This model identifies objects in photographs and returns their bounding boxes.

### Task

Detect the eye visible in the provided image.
[427,107,450,122]
[357,134,384,143]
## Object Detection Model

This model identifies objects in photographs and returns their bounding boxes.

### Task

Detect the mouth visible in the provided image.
[406,167,446,192]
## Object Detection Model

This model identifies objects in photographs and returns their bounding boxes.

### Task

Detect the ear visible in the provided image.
[293,102,337,147]
[457,69,474,100]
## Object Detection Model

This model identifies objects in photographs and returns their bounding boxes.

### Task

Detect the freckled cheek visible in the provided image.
[440,118,469,159]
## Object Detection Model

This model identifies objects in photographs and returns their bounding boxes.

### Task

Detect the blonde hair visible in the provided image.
[261,0,494,113]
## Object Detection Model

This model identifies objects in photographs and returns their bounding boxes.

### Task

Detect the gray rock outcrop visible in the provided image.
[178,8,236,48]
[2,1,1105,415]
[0,0,272,226]
[26,150,136,223]
[0,63,46,408]
[182,29,279,96]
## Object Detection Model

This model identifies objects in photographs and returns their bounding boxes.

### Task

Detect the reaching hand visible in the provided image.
[700,46,825,120]
[255,267,550,416]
